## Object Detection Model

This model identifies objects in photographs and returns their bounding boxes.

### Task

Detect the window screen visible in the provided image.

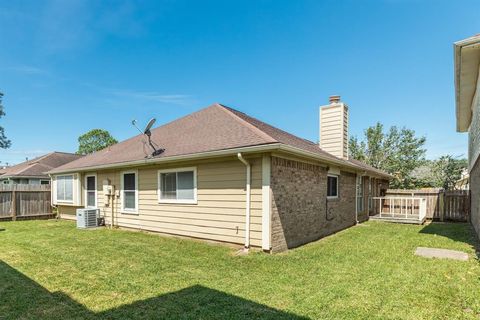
[123,173,136,211]
[327,175,338,198]
[56,175,73,202]
[86,176,96,207]
[159,170,195,201]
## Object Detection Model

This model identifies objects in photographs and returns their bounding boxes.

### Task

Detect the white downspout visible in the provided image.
[237,153,251,249]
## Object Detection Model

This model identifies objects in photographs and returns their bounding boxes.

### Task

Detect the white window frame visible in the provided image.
[120,170,138,214]
[158,167,197,204]
[56,174,74,204]
[84,174,97,208]
[327,174,339,199]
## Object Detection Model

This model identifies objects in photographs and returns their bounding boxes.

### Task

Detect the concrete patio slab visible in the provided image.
[415,247,469,261]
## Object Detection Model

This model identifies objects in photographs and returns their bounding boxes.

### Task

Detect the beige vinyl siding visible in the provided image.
[59,156,263,247]
[58,205,81,220]
[319,104,348,159]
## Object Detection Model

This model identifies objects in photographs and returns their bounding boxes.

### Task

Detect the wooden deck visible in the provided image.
[369,213,426,225]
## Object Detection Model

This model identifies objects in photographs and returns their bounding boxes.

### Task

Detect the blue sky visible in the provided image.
[0,0,479,165]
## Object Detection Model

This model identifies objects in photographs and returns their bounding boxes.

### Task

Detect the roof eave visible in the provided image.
[48,143,391,179]
[277,145,392,179]
[47,143,283,174]
[0,175,49,179]
[454,35,480,132]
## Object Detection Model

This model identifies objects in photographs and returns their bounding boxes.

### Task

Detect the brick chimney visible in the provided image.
[319,95,349,159]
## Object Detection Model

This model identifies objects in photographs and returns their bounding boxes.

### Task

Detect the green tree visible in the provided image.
[429,156,467,190]
[349,122,426,189]
[77,129,118,155]
[0,92,11,149]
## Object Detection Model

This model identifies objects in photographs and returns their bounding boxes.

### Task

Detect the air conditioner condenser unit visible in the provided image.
[76,208,100,229]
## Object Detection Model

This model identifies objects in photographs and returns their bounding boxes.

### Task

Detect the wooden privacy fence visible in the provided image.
[385,189,470,222]
[0,184,53,220]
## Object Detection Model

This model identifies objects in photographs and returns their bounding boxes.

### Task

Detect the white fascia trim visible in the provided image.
[50,142,391,179]
[50,144,282,174]
[277,145,391,179]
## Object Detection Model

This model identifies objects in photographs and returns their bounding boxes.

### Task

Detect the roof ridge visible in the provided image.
[51,151,81,156]
[216,104,278,143]
[220,104,322,147]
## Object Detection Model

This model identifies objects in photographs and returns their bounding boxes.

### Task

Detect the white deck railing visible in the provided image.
[372,197,427,221]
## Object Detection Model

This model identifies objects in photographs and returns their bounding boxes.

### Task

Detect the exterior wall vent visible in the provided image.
[319,95,349,159]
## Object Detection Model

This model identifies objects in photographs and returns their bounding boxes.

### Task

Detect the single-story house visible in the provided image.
[0,152,83,185]
[454,34,480,238]
[49,97,390,252]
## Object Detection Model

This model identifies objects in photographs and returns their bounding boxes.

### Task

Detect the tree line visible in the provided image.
[349,122,467,190]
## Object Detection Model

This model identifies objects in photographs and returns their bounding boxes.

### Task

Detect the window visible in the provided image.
[85,175,97,208]
[356,175,364,212]
[327,175,338,198]
[121,171,137,213]
[56,175,74,202]
[158,168,197,203]
[40,180,50,185]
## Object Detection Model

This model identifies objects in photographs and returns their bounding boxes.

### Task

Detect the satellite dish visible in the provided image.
[143,118,156,136]
[131,117,164,157]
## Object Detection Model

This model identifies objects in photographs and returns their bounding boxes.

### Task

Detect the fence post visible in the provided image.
[11,189,17,221]
[439,190,444,222]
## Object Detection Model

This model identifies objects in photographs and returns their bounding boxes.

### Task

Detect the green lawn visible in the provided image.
[0,220,479,320]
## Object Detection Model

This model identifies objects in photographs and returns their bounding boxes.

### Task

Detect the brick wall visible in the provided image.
[470,158,480,239]
[270,157,357,252]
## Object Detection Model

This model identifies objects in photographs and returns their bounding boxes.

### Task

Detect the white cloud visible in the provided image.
[110,90,193,106]
[7,65,48,75]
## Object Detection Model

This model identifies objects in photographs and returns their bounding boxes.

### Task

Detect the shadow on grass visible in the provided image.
[0,261,307,320]
[419,222,480,255]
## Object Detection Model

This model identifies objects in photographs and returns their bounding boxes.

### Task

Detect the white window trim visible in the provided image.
[56,174,74,204]
[327,174,339,199]
[120,170,138,214]
[84,173,97,209]
[157,167,197,204]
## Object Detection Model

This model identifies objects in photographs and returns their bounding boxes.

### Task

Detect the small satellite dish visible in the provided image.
[143,118,156,136]
[131,117,164,157]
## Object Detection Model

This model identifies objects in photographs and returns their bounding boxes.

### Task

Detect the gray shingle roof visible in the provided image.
[1,152,83,178]
[50,104,391,178]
